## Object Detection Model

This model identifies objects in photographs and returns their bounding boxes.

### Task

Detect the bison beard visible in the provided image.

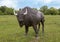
[19,21,23,27]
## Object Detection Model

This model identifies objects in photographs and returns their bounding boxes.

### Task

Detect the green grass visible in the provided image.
[0,15,60,42]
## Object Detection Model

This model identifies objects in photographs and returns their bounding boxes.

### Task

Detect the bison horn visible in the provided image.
[23,9,27,15]
[14,10,17,15]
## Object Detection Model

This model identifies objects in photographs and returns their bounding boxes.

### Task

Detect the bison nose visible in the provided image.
[19,21,24,27]
[20,20,23,23]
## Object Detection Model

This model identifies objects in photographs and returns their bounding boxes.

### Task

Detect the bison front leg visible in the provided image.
[38,23,40,33]
[25,26,29,36]
[41,21,44,35]
[33,25,38,37]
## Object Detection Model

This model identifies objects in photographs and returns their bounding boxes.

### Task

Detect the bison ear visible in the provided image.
[13,10,17,15]
[23,9,27,15]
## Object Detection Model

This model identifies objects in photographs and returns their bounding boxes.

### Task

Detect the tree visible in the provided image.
[58,8,60,15]
[32,8,37,10]
[39,5,48,15]
[48,7,59,15]
[0,6,6,12]
[0,10,4,15]
[5,8,13,15]
[0,6,13,15]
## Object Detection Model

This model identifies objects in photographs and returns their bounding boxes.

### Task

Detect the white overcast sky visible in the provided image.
[0,0,60,9]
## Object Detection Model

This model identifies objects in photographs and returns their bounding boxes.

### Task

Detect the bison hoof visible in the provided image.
[35,34,38,37]
[24,33,28,36]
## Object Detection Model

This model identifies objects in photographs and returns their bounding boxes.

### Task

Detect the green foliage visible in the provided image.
[0,6,6,12]
[0,6,60,15]
[40,6,60,15]
[58,8,60,15]
[0,6,13,15]
[0,10,4,15]
[32,8,37,10]
[48,7,59,15]
[40,6,48,15]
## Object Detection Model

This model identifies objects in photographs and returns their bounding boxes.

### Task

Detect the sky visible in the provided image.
[0,0,60,10]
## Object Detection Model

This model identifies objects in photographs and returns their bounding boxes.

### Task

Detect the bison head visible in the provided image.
[14,10,24,27]
[14,8,28,27]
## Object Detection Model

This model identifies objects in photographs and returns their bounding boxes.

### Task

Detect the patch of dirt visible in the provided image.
[30,37,40,42]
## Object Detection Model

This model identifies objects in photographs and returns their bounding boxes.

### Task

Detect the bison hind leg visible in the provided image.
[25,26,29,36]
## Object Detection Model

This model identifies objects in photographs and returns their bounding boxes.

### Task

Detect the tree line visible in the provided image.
[39,6,60,15]
[0,6,14,15]
[0,6,60,15]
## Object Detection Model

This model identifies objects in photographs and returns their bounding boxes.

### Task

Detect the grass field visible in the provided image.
[0,15,60,42]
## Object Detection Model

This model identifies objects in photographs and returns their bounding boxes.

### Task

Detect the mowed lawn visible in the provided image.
[0,15,60,42]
